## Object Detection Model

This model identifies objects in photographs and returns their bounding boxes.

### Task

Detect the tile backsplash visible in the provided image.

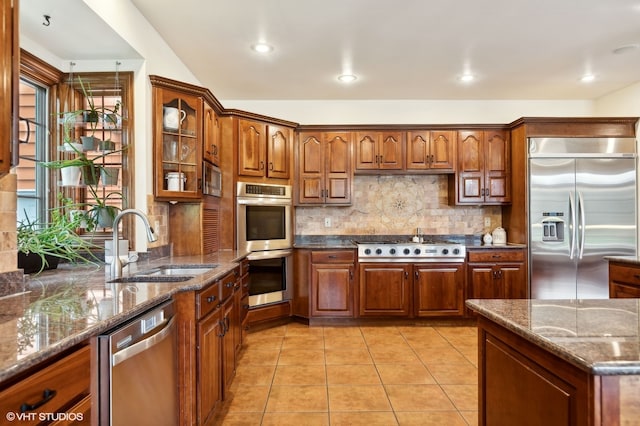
[295,175,501,236]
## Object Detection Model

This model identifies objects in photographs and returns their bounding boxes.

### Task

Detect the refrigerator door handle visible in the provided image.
[578,191,586,259]
[569,192,576,259]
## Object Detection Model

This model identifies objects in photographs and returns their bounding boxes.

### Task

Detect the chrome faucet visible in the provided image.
[110,209,158,278]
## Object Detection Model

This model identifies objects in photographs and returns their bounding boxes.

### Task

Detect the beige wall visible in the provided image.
[295,175,501,236]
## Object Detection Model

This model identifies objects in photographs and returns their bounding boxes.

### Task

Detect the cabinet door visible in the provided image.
[221,297,236,397]
[379,131,403,170]
[311,263,354,317]
[197,309,222,426]
[468,264,503,299]
[238,119,266,177]
[429,130,456,171]
[414,263,465,317]
[610,282,640,298]
[457,130,485,203]
[406,131,430,170]
[354,132,378,171]
[203,103,220,165]
[359,263,410,316]
[267,124,290,179]
[502,263,527,299]
[0,0,17,176]
[324,132,352,204]
[297,132,324,204]
[153,87,202,200]
[484,130,510,203]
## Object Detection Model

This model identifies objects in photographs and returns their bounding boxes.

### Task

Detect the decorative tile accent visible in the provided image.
[296,175,501,236]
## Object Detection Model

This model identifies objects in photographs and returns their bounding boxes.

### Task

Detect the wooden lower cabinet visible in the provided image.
[467,248,527,302]
[175,266,242,425]
[414,263,465,317]
[609,261,640,298]
[359,263,411,316]
[310,250,355,317]
[0,345,91,426]
[196,307,223,426]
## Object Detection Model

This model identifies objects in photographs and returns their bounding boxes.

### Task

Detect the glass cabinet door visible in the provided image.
[154,88,202,200]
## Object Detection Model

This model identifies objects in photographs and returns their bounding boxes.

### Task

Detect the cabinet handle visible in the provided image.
[430,154,434,163]
[218,320,226,337]
[20,388,57,413]
[328,255,337,258]
[349,269,354,280]
[213,145,218,155]
[492,255,502,259]
[260,161,265,170]
[415,270,419,279]
[206,295,217,303]
[269,162,274,170]
[404,271,409,279]
[243,304,250,310]
[226,282,233,288]
[197,178,202,190]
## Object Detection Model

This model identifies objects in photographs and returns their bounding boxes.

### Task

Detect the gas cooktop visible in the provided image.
[355,240,465,263]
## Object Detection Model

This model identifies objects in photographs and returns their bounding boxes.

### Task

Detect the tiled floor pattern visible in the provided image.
[214,322,478,425]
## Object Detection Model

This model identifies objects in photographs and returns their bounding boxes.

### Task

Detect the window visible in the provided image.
[16,78,48,224]
[17,51,133,242]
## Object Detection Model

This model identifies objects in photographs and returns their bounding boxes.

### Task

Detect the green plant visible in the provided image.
[17,195,101,273]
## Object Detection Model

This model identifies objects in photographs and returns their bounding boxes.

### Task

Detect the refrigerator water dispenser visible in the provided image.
[541,214,564,242]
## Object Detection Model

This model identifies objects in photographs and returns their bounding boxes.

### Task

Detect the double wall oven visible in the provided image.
[237,182,293,307]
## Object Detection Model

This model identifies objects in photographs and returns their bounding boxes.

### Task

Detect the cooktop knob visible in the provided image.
[364,248,371,255]
[442,248,449,255]
[390,248,397,255]
[376,248,383,255]
[453,248,460,255]
[414,248,421,255]
[403,248,411,255]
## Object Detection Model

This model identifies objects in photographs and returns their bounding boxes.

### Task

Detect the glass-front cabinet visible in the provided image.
[151,76,203,201]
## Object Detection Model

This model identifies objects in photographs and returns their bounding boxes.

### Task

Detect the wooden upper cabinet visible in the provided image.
[354,131,403,171]
[151,80,203,201]
[452,129,510,205]
[406,130,456,171]
[0,0,18,176]
[267,124,291,179]
[238,118,291,180]
[296,131,352,205]
[238,119,266,177]
[203,102,221,166]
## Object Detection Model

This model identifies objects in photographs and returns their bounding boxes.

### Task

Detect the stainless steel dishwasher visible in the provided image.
[97,300,178,425]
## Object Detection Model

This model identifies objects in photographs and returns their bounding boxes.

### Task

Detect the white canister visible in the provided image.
[166,172,186,191]
[492,227,507,245]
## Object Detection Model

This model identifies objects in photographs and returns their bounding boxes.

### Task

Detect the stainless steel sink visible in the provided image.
[135,264,218,277]
[108,275,195,283]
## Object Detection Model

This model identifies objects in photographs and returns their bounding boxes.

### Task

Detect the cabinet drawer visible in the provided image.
[197,281,220,319]
[311,250,355,263]
[609,263,640,286]
[468,249,525,263]
[219,270,237,302]
[0,346,90,422]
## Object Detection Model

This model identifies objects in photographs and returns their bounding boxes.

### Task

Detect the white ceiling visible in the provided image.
[20,0,640,101]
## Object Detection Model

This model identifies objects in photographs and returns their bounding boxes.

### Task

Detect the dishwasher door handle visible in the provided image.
[112,316,175,367]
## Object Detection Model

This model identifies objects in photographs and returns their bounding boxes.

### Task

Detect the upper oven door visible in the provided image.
[237,197,292,253]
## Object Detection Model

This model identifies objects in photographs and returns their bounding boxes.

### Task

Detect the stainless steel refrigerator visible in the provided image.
[529,137,637,299]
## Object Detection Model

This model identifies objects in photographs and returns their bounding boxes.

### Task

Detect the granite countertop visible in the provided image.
[0,250,248,384]
[466,298,640,375]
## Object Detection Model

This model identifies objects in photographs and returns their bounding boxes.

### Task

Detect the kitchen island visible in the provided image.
[466,298,640,426]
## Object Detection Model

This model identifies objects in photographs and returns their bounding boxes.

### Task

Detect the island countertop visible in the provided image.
[466,298,640,375]
[0,250,248,384]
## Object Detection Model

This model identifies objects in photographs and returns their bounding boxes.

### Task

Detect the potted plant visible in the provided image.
[17,195,101,274]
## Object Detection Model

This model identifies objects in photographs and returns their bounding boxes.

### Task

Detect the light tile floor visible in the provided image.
[214,322,478,425]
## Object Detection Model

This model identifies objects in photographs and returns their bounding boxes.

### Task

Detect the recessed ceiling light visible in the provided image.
[580,74,596,83]
[338,74,357,83]
[459,74,475,82]
[251,43,273,53]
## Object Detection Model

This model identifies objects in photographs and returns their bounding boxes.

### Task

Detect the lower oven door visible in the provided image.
[247,249,292,307]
